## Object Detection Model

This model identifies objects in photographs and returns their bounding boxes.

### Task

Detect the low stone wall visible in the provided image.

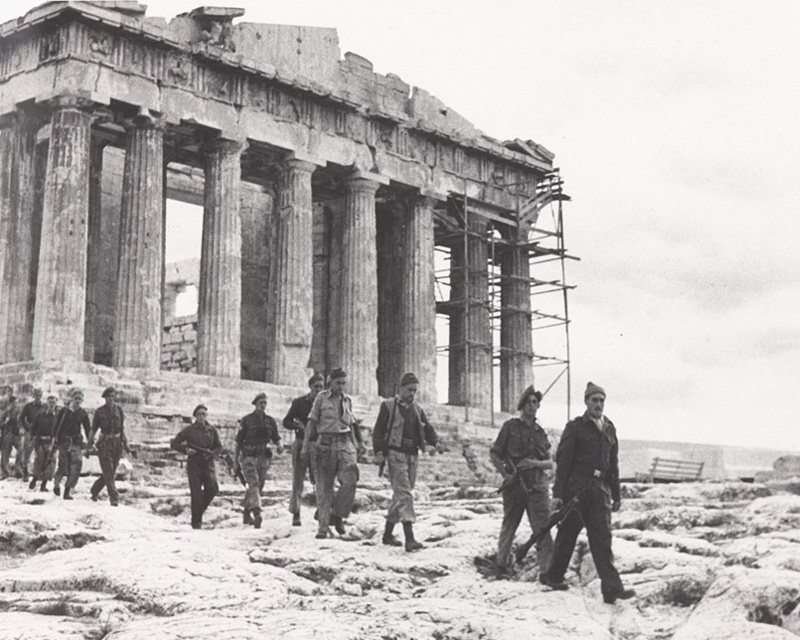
[161,315,198,373]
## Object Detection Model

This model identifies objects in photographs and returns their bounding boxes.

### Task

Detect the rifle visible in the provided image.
[184,443,246,486]
[496,457,532,495]
[514,486,590,564]
[41,408,68,471]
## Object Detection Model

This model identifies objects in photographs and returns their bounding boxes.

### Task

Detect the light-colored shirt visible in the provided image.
[308,389,353,434]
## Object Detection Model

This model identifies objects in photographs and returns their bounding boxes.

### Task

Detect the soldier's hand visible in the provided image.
[373,450,385,466]
[612,500,621,512]
[300,446,310,462]
[550,498,563,511]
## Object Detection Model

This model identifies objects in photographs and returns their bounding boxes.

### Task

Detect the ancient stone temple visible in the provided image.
[0,2,565,412]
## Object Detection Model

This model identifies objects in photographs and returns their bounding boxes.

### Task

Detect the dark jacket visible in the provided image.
[282,395,315,439]
[171,422,222,462]
[91,404,125,436]
[31,411,57,440]
[552,413,620,503]
[236,411,280,456]
[55,407,91,443]
[21,400,45,432]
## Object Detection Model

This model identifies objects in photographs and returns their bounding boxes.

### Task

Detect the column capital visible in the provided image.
[346,170,389,192]
[284,150,326,167]
[205,136,246,156]
[282,156,318,175]
[47,94,96,112]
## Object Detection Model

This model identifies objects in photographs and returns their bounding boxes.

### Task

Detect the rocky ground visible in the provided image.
[1,449,799,640]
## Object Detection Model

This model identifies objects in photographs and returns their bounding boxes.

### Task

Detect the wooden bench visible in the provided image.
[636,457,704,483]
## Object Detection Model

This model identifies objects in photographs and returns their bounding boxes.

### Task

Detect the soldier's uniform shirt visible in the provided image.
[491,417,554,571]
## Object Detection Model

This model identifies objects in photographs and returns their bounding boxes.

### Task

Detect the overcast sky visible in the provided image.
[4,1,799,450]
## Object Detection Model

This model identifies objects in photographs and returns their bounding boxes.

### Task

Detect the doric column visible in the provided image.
[500,243,533,412]
[333,173,384,396]
[376,200,404,397]
[197,138,243,378]
[32,98,93,362]
[113,115,165,370]
[448,215,492,410]
[267,157,316,385]
[0,112,39,363]
[400,195,438,402]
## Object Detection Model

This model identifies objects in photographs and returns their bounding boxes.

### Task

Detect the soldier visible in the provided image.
[539,382,636,604]
[233,393,282,529]
[302,368,360,539]
[87,387,129,506]
[372,372,443,552]
[282,373,325,526]
[489,386,555,579]
[52,389,91,500]
[170,404,222,529]
[29,395,59,491]
[19,389,45,481]
[0,395,20,479]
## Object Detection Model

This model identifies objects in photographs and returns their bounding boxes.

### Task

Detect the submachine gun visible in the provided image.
[184,443,246,486]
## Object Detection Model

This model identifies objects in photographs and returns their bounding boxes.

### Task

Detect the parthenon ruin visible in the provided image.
[0,2,569,413]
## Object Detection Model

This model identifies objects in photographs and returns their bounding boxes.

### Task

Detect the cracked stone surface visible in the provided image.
[1,461,799,639]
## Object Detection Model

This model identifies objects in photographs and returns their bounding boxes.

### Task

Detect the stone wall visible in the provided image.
[161,315,198,373]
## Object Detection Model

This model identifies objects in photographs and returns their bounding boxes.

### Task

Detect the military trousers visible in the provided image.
[186,455,218,526]
[314,433,358,532]
[91,435,123,504]
[19,430,33,478]
[497,479,553,572]
[0,430,19,477]
[289,437,314,515]
[386,450,419,524]
[32,440,56,481]
[241,454,269,512]
[544,479,623,599]
[53,441,83,491]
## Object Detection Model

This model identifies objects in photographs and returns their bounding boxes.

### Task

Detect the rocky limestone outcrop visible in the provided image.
[1,461,800,640]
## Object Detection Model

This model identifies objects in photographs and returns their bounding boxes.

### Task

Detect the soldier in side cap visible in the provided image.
[234,392,282,528]
[282,373,325,526]
[490,385,554,579]
[170,404,222,529]
[539,382,636,604]
[372,372,444,552]
[302,367,360,539]
[87,387,129,506]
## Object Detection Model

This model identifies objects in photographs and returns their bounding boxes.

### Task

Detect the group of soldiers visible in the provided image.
[2,371,635,604]
[169,368,442,552]
[0,386,129,504]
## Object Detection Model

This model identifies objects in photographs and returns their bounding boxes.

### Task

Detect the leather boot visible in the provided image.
[382,520,402,546]
[403,522,423,552]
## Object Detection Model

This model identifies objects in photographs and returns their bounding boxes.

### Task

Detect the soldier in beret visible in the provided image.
[234,393,282,529]
[490,386,554,579]
[170,404,223,529]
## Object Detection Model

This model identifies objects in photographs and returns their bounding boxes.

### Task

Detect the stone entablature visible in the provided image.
[0,2,551,213]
